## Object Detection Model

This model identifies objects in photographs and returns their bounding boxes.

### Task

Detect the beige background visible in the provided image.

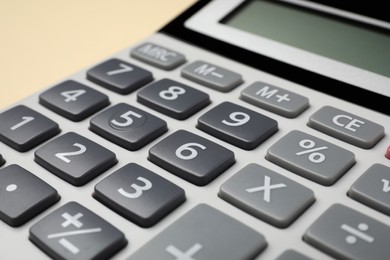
[0,1,196,109]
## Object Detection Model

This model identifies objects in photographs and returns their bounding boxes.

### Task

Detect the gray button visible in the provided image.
[29,201,127,260]
[148,130,235,186]
[266,130,355,185]
[0,164,60,227]
[308,106,385,149]
[34,132,117,186]
[137,78,210,120]
[349,164,390,216]
[219,163,315,228]
[197,101,278,150]
[304,204,390,260]
[94,163,186,227]
[89,103,167,151]
[131,42,186,70]
[87,58,153,94]
[275,249,312,260]
[128,204,267,260]
[241,81,309,118]
[0,105,60,152]
[181,60,243,92]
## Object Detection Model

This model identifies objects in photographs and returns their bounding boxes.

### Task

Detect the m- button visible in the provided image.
[308,106,384,149]
[181,60,243,92]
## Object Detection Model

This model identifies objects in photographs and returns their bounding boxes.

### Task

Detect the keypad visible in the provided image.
[1,36,388,260]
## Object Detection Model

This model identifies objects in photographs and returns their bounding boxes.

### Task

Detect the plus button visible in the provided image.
[61,212,84,228]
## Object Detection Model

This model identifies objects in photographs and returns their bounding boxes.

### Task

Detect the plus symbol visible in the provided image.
[61,212,84,228]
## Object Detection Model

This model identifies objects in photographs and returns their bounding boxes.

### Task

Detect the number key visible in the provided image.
[39,80,109,121]
[0,105,60,152]
[90,103,167,151]
[137,78,210,120]
[148,130,235,186]
[87,58,153,94]
[197,102,278,150]
[93,163,185,227]
[34,132,117,186]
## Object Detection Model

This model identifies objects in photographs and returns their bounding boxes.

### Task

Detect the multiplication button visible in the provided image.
[266,130,355,185]
[29,202,127,260]
[304,204,390,260]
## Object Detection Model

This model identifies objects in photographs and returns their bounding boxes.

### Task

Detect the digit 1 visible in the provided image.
[10,116,35,130]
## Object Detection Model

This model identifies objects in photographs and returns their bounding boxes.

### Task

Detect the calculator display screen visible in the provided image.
[223,0,390,78]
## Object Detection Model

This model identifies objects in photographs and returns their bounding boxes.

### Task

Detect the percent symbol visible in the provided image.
[296,139,328,163]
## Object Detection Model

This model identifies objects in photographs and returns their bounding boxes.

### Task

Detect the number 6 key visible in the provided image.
[148,130,235,186]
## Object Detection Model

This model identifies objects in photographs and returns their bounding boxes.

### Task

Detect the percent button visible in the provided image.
[266,130,356,185]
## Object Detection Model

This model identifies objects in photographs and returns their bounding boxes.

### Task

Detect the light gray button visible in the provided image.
[349,164,390,216]
[266,130,355,185]
[131,42,186,70]
[241,81,309,118]
[219,163,315,228]
[181,60,243,92]
[304,204,390,260]
[308,106,385,149]
[275,249,312,260]
[128,204,267,260]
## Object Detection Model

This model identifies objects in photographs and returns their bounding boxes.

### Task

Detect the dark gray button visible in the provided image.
[128,204,267,260]
[131,42,186,70]
[34,132,117,186]
[0,164,60,227]
[87,58,153,94]
[137,78,210,120]
[240,81,309,118]
[148,130,235,186]
[39,80,109,121]
[197,101,278,150]
[89,103,167,151]
[181,60,243,92]
[308,106,385,149]
[29,201,127,260]
[94,163,186,227]
[0,154,5,167]
[219,163,315,228]
[0,105,60,152]
[266,130,355,185]
[349,164,390,216]
[304,204,390,260]
[275,249,312,260]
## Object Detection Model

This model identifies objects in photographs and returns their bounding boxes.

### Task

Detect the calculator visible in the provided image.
[1,0,389,259]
